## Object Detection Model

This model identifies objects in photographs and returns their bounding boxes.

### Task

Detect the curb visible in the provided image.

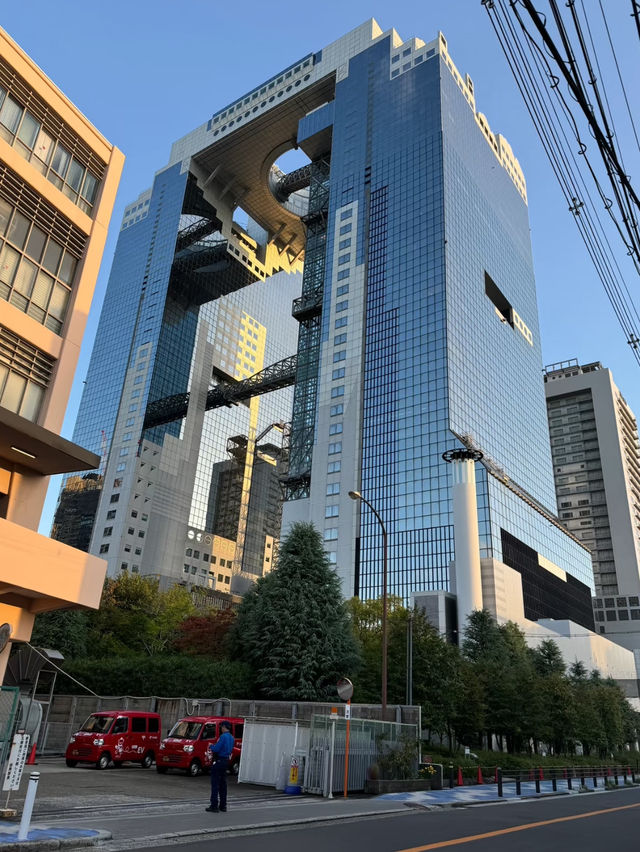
[0,830,111,852]
[99,808,415,850]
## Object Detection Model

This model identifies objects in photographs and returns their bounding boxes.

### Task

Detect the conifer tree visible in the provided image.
[231,522,360,699]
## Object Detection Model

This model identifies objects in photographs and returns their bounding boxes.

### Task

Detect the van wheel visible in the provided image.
[65,759,77,768]
[156,766,168,774]
[229,761,239,776]
[141,752,154,769]
[187,759,202,777]
[96,752,110,770]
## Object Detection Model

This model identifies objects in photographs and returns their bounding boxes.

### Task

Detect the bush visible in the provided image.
[59,654,255,697]
[424,743,640,773]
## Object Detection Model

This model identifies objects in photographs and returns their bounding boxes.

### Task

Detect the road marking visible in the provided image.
[396,801,640,851]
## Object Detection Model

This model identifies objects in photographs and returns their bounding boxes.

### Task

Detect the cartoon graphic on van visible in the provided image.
[65,711,161,770]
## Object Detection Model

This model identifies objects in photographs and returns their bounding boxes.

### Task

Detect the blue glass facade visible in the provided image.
[58,19,593,610]
[303,32,594,603]
[71,164,187,458]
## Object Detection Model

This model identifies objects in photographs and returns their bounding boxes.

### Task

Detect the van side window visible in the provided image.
[131,717,146,733]
[201,723,217,740]
[113,717,128,734]
[148,718,159,733]
[234,724,244,739]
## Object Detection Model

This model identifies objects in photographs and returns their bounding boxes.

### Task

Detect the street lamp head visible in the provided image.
[348,490,361,501]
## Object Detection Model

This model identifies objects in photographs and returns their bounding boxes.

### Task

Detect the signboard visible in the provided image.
[3,732,30,791]
[344,703,351,720]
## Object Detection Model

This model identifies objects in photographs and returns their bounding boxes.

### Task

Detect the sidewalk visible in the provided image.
[0,796,411,851]
[0,777,626,851]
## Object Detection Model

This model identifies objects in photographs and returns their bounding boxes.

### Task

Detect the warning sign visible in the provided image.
[3,732,30,791]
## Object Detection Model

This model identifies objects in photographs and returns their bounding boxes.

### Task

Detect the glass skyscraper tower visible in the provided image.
[56,20,594,625]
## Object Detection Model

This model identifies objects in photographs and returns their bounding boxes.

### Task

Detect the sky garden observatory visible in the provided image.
[59,20,595,636]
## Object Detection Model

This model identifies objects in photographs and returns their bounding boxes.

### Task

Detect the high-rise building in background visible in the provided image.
[274,22,596,631]
[53,85,300,599]
[544,360,640,650]
[51,472,102,551]
[0,26,123,677]
[55,19,594,616]
[47,18,640,685]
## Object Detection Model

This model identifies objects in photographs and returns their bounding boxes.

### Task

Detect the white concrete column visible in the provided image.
[444,449,483,641]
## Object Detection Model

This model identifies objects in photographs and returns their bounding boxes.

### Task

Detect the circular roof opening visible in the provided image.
[268,147,312,218]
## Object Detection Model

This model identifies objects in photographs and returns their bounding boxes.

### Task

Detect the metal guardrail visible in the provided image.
[444,763,638,796]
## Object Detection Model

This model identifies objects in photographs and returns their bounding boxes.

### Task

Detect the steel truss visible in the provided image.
[143,354,298,430]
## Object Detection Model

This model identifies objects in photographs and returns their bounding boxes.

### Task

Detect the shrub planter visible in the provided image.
[366,778,436,795]
[366,763,443,795]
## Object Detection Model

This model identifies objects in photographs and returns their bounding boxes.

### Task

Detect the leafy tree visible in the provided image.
[172,609,236,657]
[229,522,360,700]
[30,609,89,659]
[462,609,504,663]
[497,621,540,753]
[87,574,194,657]
[347,596,413,705]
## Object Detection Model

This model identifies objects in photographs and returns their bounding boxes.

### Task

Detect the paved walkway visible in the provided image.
[378,779,573,806]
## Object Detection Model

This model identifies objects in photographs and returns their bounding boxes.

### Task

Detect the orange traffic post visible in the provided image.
[457,766,464,786]
[477,766,483,785]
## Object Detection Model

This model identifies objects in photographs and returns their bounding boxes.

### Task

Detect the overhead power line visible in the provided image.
[482,0,640,365]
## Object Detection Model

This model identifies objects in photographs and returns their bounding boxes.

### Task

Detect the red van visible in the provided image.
[65,711,161,770]
[156,716,243,777]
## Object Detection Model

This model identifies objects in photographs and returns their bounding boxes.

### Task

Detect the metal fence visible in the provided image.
[304,715,419,795]
[0,687,20,774]
[37,694,421,755]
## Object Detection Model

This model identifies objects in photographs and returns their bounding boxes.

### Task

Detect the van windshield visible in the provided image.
[168,721,202,739]
[80,715,114,734]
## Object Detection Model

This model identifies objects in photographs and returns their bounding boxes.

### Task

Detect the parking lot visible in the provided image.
[6,756,271,816]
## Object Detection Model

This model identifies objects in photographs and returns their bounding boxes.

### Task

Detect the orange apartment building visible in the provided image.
[0,26,123,678]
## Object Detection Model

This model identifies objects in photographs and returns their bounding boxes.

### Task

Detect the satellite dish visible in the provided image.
[0,623,12,653]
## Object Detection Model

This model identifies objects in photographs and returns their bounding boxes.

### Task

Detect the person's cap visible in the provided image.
[220,720,231,730]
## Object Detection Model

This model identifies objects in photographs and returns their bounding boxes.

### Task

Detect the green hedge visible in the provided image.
[424,743,640,772]
[59,655,255,698]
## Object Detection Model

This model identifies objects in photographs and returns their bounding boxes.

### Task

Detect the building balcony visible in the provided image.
[0,518,107,640]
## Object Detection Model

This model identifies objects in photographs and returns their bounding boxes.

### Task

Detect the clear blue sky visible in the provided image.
[3,1,638,532]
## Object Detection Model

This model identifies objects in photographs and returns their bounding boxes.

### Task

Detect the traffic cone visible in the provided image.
[477,766,483,785]
[457,766,463,786]
[26,743,37,765]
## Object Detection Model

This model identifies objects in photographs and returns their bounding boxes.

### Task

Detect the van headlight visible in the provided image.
[69,736,76,744]
[159,742,166,750]
[93,738,104,746]
[183,745,194,753]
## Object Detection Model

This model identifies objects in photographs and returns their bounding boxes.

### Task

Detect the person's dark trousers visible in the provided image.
[210,759,229,810]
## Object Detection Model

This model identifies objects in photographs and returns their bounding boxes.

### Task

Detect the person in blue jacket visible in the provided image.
[206,721,235,812]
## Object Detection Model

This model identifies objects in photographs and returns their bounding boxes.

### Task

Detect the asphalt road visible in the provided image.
[132,787,640,852]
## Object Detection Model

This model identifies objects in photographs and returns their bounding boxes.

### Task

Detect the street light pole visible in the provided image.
[349,490,388,717]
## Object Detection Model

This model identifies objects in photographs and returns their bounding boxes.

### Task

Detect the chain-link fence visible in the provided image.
[305,715,419,795]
